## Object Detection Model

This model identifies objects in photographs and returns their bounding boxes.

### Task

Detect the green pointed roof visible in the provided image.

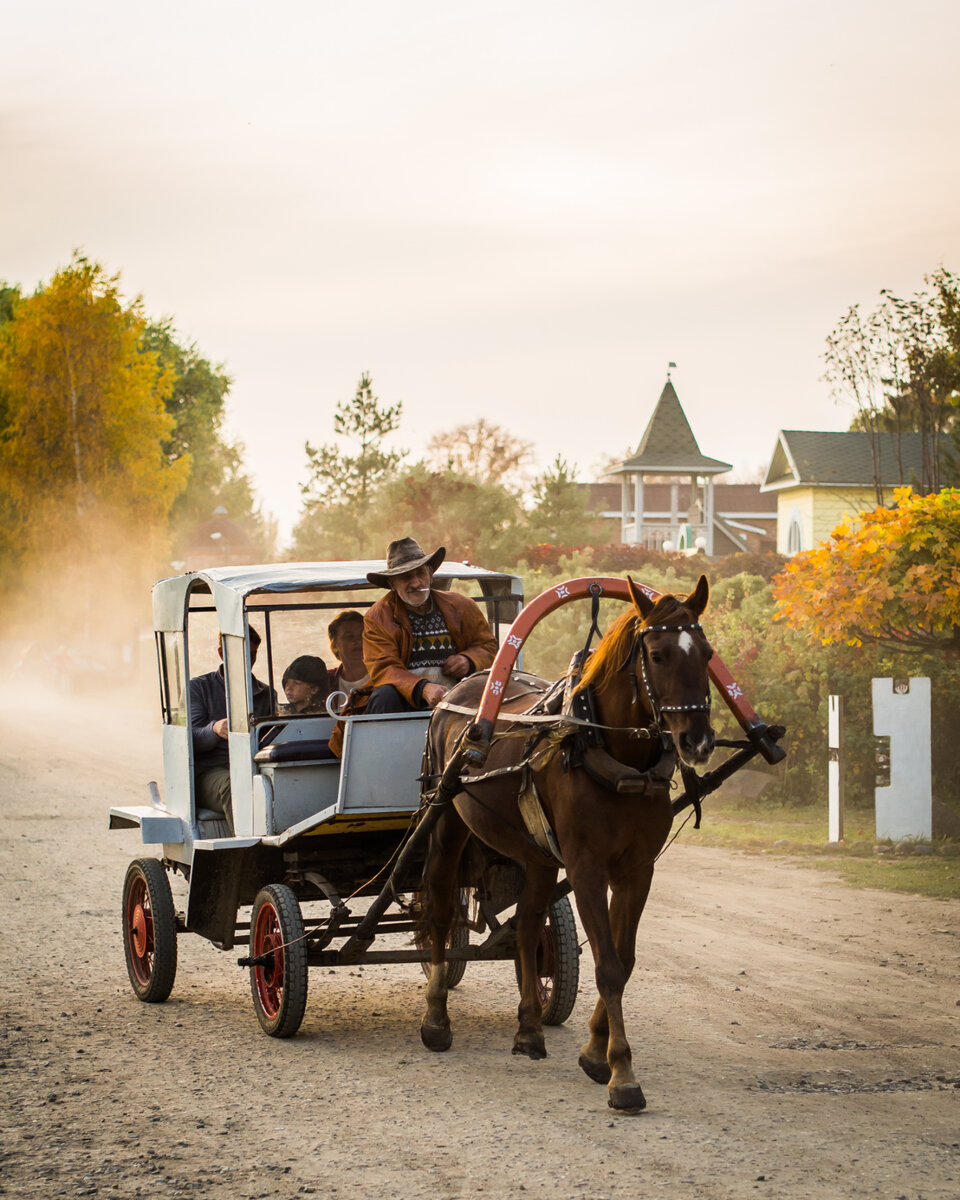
[613,380,732,476]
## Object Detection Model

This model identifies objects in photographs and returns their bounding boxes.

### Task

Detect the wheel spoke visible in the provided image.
[126,878,155,985]
[253,905,285,1019]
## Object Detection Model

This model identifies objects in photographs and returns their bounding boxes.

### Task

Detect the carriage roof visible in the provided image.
[152,561,522,635]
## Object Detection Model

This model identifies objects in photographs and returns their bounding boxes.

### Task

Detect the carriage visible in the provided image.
[111,559,785,1102]
[110,560,583,1036]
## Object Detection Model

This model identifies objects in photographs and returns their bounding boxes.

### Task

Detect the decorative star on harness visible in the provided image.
[726,681,744,701]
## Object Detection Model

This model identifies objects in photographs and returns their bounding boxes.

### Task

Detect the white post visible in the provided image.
[620,474,631,543]
[872,677,932,840]
[828,695,843,843]
[634,475,644,546]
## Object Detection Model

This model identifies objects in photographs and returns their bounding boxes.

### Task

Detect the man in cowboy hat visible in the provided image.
[363,536,498,713]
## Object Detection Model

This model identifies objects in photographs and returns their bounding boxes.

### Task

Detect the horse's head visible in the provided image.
[626,574,715,766]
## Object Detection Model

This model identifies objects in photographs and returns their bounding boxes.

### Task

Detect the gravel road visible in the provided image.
[2,693,958,1200]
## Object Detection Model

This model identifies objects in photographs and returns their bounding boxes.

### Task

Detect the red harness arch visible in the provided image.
[472,577,782,764]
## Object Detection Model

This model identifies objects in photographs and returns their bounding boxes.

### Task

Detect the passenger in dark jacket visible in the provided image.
[189,627,276,826]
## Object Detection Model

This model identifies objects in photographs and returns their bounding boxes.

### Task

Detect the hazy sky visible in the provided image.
[4,1,959,540]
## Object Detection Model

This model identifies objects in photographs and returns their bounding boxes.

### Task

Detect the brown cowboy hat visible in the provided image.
[366,537,446,588]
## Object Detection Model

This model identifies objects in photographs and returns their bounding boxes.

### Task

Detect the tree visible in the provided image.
[0,284,19,324]
[773,488,960,655]
[0,255,188,568]
[824,275,960,497]
[425,418,533,486]
[292,373,405,557]
[365,464,521,564]
[517,455,595,551]
[142,319,274,559]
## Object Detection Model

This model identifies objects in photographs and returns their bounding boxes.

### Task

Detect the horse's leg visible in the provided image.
[419,802,471,1052]
[570,864,653,1112]
[512,858,559,1060]
[578,865,655,1090]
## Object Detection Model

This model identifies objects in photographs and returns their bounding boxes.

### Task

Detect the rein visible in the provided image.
[434,699,660,740]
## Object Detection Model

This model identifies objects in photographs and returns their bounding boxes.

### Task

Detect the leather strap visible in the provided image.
[517,774,564,865]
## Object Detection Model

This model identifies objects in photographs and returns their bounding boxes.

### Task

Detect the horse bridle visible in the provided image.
[620,620,712,731]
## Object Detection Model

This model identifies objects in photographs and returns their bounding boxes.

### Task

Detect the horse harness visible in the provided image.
[427,616,712,865]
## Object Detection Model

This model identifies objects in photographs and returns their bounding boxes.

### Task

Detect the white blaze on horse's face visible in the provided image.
[677,631,694,656]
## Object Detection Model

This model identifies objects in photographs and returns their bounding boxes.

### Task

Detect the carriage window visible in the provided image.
[223,634,251,734]
[787,516,804,555]
[159,632,187,726]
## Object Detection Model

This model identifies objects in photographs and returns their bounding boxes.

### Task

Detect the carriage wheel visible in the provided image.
[122,858,178,1003]
[415,889,473,989]
[515,895,579,1026]
[249,884,309,1038]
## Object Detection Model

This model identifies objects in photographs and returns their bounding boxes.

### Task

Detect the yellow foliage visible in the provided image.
[772,487,960,653]
[0,256,188,568]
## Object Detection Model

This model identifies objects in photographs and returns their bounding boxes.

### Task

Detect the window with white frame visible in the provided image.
[787,514,804,555]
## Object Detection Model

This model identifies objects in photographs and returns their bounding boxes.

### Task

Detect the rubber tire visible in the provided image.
[122,858,178,1003]
[515,894,579,1026]
[249,884,308,1038]
[416,890,469,989]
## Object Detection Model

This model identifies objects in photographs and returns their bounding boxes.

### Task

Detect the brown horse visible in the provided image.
[417,575,715,1111]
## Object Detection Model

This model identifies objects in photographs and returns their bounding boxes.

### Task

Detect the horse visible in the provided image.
[416,574,716,1111]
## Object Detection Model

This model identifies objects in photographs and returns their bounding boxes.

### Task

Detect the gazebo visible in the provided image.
[610,378,731,554]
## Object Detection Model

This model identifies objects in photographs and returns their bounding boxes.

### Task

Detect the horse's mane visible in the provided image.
[575,594,686,694]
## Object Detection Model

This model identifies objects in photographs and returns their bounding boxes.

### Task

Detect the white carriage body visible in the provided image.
[109,560,523,864]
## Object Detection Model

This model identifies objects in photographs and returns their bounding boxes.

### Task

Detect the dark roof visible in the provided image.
[612,380,732,475]
[761,430,952,491]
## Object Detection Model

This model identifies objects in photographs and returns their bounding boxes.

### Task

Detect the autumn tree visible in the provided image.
[292,373,405,557]
[425,418,533,486]
[824,274,960,496]
[143,319,275,559]
[773,488,960,655]
[365,464,521,564]
[0,256,188,567]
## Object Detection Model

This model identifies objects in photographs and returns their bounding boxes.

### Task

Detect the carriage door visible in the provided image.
[157,630,194,823]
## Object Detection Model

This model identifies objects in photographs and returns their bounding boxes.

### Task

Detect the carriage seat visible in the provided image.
[253,739,337,764]
[196,809,232,838]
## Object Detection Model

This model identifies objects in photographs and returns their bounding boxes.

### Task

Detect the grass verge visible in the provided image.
[679,797,960,901]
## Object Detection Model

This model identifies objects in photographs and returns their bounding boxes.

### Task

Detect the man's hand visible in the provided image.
[443,654,471,680]
[422,682,447,709]
[212,718,229,739]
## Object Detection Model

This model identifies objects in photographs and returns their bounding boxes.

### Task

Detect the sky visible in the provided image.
[3,0,960,542]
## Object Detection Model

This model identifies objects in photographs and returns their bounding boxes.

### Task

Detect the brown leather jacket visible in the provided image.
[363,588,499,705]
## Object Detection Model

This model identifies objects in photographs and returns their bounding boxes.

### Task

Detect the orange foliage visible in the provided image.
[773,488,960,654]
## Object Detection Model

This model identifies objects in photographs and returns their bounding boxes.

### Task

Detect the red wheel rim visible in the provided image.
[252,903,284,1019]
[126,875,154,986]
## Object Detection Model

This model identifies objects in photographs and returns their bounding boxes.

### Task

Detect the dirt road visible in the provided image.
[1,693,958,1200]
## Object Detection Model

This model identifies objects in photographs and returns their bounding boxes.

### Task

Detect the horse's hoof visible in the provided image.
[512,1034,547,1060]
[578,1053,612,1085]
[420,1021,452,1052]
[607,1083,647,1113]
